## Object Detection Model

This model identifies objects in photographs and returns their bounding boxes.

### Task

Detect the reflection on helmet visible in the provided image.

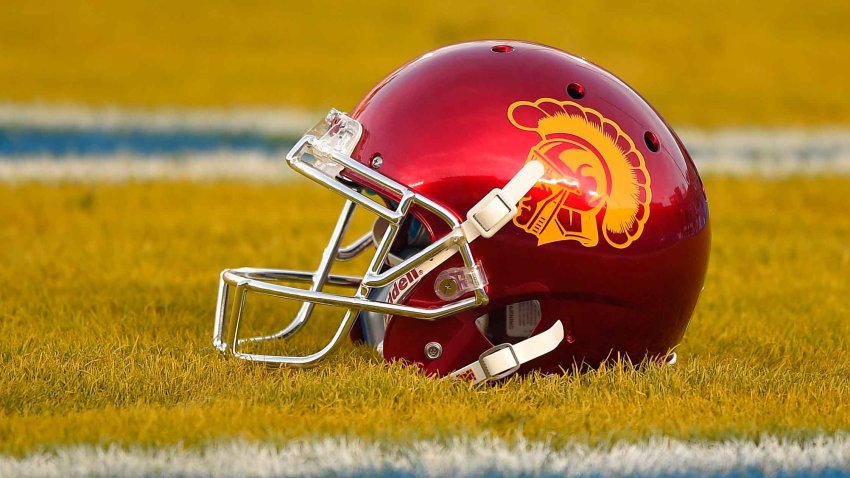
[509,99,651,248]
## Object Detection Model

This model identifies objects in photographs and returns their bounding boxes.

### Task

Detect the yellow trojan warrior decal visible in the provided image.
[508,98,651,248]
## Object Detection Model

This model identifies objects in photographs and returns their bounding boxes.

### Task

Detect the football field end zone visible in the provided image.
[1,435,848,478]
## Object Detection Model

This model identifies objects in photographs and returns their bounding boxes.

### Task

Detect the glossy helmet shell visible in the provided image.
[347,40,710,377]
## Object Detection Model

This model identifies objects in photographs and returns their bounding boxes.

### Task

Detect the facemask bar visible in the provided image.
[213,109,489,367]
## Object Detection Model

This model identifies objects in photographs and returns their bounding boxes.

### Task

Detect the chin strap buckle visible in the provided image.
[388,160,545,305]
[461,161,544,242]
[466,189,516,239]
[449,320,565,385]
[478,343,521,381]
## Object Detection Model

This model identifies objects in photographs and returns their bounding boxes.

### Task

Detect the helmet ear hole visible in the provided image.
[479,300,542,345]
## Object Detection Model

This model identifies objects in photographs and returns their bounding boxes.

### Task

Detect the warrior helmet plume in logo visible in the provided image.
[508,98,651,248]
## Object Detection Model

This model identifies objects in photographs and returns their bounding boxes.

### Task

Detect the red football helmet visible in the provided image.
[214,40,710,384]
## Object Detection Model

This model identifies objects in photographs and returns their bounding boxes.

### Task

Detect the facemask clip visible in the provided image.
[434,262,488,301]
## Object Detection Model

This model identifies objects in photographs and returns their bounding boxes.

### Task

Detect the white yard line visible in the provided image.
[0,435,848,477]
[1,102,850,180]
[2,146,848,182]
[0,153,295,183]
[0,102,319,135]
[680,128,850,177]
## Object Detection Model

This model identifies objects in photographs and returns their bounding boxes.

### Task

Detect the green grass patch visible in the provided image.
[0,0,848,126]
[1,177,849,456]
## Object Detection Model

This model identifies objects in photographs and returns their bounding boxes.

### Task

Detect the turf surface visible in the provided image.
[0,0,848,126]
[1,177,848,456]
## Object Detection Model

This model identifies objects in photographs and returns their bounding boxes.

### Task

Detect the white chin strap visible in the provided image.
[400,160,546,288]
[449,161,565,384]
[381,160,565,384]
[461,160,545,242]
[450,320,565,385]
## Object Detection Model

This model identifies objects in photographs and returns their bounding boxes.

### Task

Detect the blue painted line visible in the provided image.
[0,127,294,157]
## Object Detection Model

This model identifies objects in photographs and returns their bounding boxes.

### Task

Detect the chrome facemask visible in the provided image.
[213,109,493,367]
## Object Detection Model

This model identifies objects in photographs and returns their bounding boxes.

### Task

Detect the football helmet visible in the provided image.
[214,40,710,384]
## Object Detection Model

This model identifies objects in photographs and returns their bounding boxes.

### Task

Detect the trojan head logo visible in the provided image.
[508,98,651,248]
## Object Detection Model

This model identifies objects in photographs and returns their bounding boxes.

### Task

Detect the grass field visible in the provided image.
[1,0,849,470]
[1,176,848,457]
[0,0,849,126]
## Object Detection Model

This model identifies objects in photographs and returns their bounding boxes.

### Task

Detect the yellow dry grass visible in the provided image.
[0,0,848,126]
[1,177,849,456]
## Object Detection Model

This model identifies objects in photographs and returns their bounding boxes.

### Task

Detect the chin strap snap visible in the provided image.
[394,160,545,299]
[449,320,564,385]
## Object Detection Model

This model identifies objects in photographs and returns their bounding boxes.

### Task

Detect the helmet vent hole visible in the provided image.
[644,131,660,152]
[567,83,585,100]
[491,45,514,53]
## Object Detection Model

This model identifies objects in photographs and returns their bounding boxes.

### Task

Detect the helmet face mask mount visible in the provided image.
[214,108,545,375]
[213,41,711,384]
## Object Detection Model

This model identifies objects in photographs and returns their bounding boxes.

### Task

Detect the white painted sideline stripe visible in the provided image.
[2,102,850,178]
[3,101,849,147]
[0,153,297,183]
[0,102,319,135]
[1,149,848,182]
[679,128,850,177]
[1,435,848,477]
